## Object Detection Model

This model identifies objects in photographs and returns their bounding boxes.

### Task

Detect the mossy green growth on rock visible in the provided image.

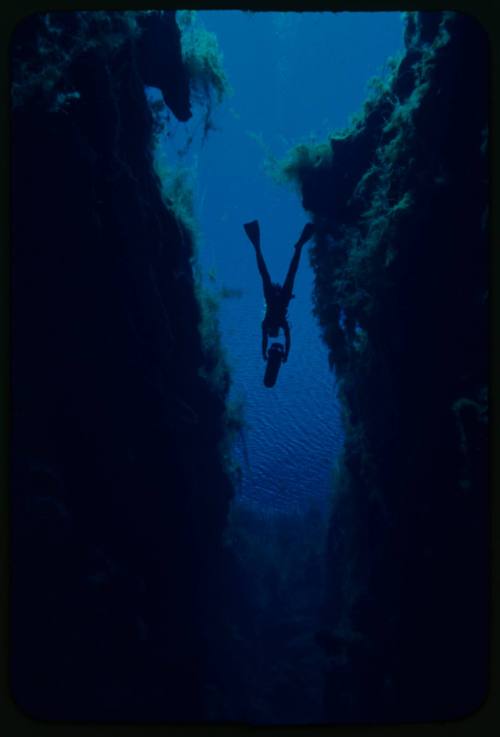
[152,142,242,460]
[195,274,245,488]
[147,76,240,468]
[266,46,405,196]
[11,11,143,110]
[271,13,458,368]
[177,10,230,106]
[153,151,200,247]
[267,141,333,191]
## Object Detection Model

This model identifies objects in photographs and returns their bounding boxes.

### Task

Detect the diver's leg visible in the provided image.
[244,220,272,294]
[282,242,303,298]
[283,321,291,361]
[255,248,273,299]
[261,321,269,360]
[282,224,315,297]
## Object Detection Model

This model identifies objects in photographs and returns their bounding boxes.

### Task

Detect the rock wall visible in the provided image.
[10,11,234,720]
[286,11,489,721]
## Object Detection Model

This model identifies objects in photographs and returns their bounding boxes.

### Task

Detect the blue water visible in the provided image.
[159,10,404,519]
[154,10,404,722]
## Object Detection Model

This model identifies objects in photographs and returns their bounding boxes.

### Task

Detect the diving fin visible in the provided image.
[298,222,315,245]
[243,220,260,249]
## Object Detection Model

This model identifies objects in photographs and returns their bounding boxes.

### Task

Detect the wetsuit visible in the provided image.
[245,219,314,361]
[254,243,303,361]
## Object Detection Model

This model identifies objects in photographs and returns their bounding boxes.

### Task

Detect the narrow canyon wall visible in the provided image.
[285,11,488,721]
[11,11,235,720]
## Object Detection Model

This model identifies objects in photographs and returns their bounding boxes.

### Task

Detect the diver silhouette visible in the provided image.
[244,220,315,362]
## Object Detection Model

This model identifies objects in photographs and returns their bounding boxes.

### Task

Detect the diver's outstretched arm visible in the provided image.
[244,220,272,295]
[261,322,269,360]
[283,322,291,361]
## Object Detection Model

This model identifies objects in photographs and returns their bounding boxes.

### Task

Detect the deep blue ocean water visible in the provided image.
[160,11,404,519]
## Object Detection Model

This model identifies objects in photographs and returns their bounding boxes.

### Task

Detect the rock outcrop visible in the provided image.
[11,10,234,720]
[282,11,489,721]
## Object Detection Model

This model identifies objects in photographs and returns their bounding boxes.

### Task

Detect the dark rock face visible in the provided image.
[136,10,192,122]
[291,12,489,721]
[10,11,233,720]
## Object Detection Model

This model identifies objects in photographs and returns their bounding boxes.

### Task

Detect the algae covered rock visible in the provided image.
[278,11,489,721]
[10,10,235,720]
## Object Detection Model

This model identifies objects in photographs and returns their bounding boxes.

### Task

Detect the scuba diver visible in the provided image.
[244,220,315,362]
